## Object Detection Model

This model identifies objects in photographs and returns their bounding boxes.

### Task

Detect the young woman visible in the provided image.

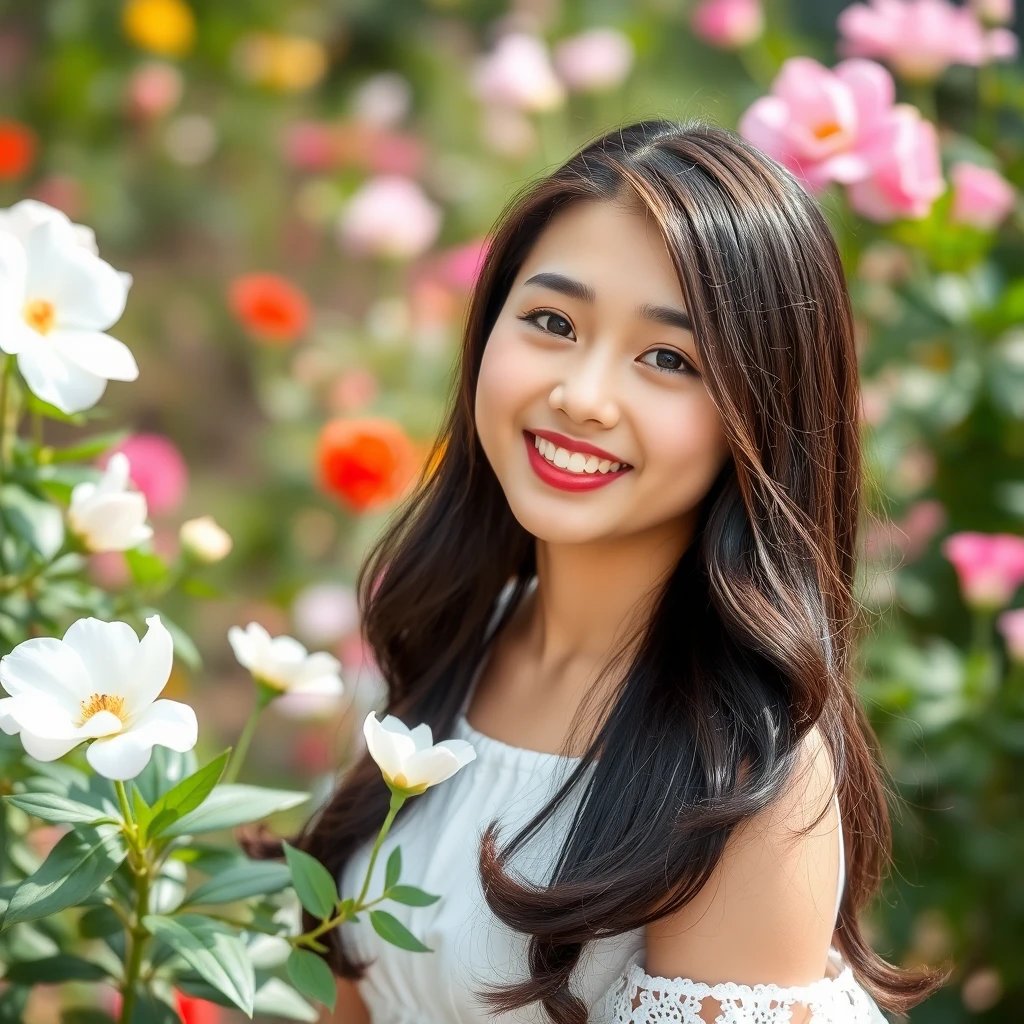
[300,120,945,1022]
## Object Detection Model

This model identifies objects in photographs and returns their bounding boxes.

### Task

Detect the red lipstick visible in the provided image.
[523,430,632,493]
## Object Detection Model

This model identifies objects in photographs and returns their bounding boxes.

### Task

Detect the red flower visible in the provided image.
[0,120,37,178]
[317,417,419,513]
[227,272,310,344]
[174,991,221,1024]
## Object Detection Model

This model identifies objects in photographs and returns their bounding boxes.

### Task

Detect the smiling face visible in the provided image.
[474,199,733,548]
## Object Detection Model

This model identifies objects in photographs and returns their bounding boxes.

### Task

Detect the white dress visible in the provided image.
[338,581,890,1023]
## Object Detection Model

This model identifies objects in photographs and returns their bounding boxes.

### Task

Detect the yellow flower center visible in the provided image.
[23,298,56,335]
[80,693,127,726]
[813,120,844,141]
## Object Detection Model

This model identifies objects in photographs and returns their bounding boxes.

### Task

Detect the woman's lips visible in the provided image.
[523,430,632,492]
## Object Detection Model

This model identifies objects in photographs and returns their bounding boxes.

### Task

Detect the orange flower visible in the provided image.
[0,120,36,178]
[174,991,220,1024]
[227,272,310,344]
[122,0,196,57]
[317,417,419,513]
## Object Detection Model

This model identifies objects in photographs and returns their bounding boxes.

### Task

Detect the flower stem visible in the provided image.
[223,681,278,784]
[119,853,151,1024]
[114,780,135,835]
[0,354,13,479]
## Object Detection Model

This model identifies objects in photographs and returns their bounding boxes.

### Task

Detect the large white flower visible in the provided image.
[68,452,153,552]
[363,712,475,795]
[0,614,198,781]
[0,198,101,256]
[0,212,137,414]
[228,621,344,701]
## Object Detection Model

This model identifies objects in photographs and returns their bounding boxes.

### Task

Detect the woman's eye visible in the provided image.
[639,348,695,376]
[519,310,576,340]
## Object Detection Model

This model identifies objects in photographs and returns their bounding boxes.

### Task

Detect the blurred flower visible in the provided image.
[179,515,232,564]
[174,991,221,1024]
[283,122,337,171]
[739,57,944,221]
[553,28,634,92]
[363,711,476,795]
[837,0,1018,82]
[690,0,765,49]
[328,367,379,413]
[351,72,412,127]
[997,607,1024,663]
[163,113,217,165]
[101,433,188,515]
[479,105,538,158]
[292,582,359,646]
[0,218,137,414]
[338,176,442,260]
[126,60,183,118]
[122,0,196,58]
[0,197,98,254]
[942,531,1024,609]
[317,417,420,513]
[970,0,1014,24]
[233,32,328,93]
[433,238,490,291]
[949,161,1016,229]
[0,119,36,178]
[472,33,566,112]
[228,272,310,344]
[69,453,153,553]
[0,615,197,781]
[228,622,344,703]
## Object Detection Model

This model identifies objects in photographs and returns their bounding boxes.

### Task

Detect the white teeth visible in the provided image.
[532,434,626,475]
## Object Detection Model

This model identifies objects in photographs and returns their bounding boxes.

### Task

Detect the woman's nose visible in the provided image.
[548,348,620,427]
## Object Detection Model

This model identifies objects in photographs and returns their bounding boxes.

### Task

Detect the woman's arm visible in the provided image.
[321,976,372,1024]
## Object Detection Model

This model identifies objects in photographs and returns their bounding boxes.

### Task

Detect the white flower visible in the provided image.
[0,213,137,414]
[363,711,475,794]
[0,614,197,781]
[228,622,344,699]
[68,452,153,552]
[179,515,232,564]
[0,198,101,256]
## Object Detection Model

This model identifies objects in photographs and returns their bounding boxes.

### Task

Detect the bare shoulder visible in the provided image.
[644,726,841,987]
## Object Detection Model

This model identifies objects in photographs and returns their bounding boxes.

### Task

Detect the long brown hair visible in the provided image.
[293,120,944,1021]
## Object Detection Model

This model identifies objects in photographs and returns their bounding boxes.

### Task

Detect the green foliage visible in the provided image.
[283,841,338,919]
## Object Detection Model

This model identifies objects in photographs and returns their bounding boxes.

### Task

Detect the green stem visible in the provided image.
[0,354,12,479]
[223,681,278,784]
[114,780,135,835]
[970,607,995,658]
[119,855,151,1024]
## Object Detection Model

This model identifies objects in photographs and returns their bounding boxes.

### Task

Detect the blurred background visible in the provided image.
[2,0,1023,1021]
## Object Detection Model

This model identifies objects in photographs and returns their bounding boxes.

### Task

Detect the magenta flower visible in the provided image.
[996,607,1024,663]
[553,28,635,93]
[837,0,1019,82]
[690,0,765,50]
[942,531,1024,609]
[949,162,1017,230]
[739,57,944,221]
[101,433,188,516]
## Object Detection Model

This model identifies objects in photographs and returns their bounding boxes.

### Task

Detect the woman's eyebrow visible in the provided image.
[522,272,693,332]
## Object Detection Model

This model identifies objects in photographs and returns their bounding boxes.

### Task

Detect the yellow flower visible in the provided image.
[234,33,328,92]
[122,0,196,58]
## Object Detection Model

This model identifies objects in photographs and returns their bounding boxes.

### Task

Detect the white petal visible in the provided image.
[49,330,139,382]
[267,635,310,665]
[86,699,198,781]
[408,723,433,752]
[75,495,149,551]
[0,692,91,762]
[228,623,270,672]
[363,712,410,782]
[0,317,42,356]
[0,636,92,705]
[97,452,131,494]
[17,344,107,414]
[293,651,342,687]
[24,221,128,332]
[0,231,27,312]
[61,618,140,693]
[0,200,75,245]
[402,739,476,789]
[286,674,344,697]
[126,615,174,713]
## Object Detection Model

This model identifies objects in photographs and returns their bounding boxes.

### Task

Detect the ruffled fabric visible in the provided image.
[593,949,888,1023]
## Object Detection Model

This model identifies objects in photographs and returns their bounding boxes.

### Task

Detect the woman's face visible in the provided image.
[475,199,732,547]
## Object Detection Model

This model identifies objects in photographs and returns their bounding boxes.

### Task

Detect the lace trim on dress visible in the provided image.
[597,950,878,1023]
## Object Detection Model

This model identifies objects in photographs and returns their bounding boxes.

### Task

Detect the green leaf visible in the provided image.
[78,905,122,938]
[147,750,231,838]
[124,547,168,586]
[252,978,318,1022]
[384,846,401,890]
[61,1009,118,1024]
[3,792,112,826]
[4,954,111,984]
[162,785,309,838]
[0,483,64,559]
[1,825,127,930]
[128,988,182,1024]
[131,786,152,841]
[47,430,130,464]
[182,860,292,907]
[142,914,255,1017]
[132,745,198,806]
[0,984,29,1023]
[285,948,336,1012]
[369,910,432,952]
[387,884,440,907]
[283,842,338,920]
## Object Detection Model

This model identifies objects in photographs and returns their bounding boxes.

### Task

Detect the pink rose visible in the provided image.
[996,607,1024,662]
[690,0,765,49]
[553,28,634,93]
[942,531,1024,609]
[101,433,188,515]
[338,175,442,260]
[838,0,1019,82]
[949,162,1017,230]
[472,33,566,112]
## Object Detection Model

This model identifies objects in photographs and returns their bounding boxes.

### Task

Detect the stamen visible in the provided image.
[23,299,56,335]
[80,693,126,724]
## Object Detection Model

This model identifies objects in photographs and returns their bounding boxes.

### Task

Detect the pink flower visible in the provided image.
[126,61,183,119]
[949,161,1016,229]
[472,33,566,112]
[338,176,442,260]
[100,433,188,515]
[690,0,765,49]
[739,57,944,221]
[837,0,1019,82]
[433,238,490,290]
[553,28,634,93]
[996,607,1024,662]
[282,121,337,171]
[942,531,1024,609]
